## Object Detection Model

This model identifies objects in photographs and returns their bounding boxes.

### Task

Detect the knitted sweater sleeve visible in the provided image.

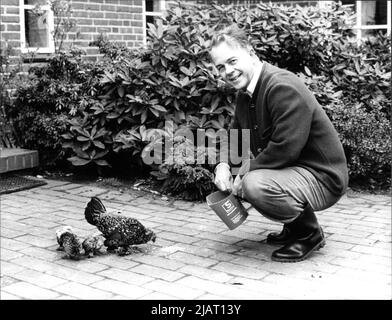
[250,82,313,170]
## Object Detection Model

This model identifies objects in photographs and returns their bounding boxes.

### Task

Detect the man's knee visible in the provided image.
[242,171,278,210]
[242,171,268,203]
[242,171,302,222]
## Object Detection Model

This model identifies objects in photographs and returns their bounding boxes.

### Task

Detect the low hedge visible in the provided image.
[5,49,105,169]
[326,103,391,190]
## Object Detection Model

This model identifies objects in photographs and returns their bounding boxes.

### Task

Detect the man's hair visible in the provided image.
[210,24,249,51]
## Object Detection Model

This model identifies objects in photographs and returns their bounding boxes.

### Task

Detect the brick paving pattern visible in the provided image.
[1,179,391,299]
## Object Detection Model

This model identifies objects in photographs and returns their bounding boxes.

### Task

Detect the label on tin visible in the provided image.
[222,199,236,215]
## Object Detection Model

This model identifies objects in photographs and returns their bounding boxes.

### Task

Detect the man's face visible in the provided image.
[210,41,255,90]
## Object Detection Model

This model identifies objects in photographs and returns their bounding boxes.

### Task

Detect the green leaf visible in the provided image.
[175,110,185,121]
[73,126,88,136]
[77,136,90,142]
[94,150,109,159]
[94,159,110,166]
[93,127,107,139]
[90,125,97,138]
[151,104,167,112]
[107,113,120,119]
[180,66,192,76]
[117,86,125,97]
[82,142,91,151]
[141,112,147,124]
[74,148,90,159]
[181,76,190,87]
[144,78,156,86]
[68,156,91,166]
[161,57,167,68]
[147,22,157,38]
[150,108,159,117]
[156,19,163,38]
[210,96,220,112]
[304,66,312,77]
[343,70,357,77]
[93,140,105,149]
[61,133,73,139]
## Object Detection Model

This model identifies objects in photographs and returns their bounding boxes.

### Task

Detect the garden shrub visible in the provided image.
[61,7,235,180]
[12,111,69,167]
[326,103,391,190]
[89,34,133,61]
[5,48,105,169]
[20,48,104,115]
[150,134,216,200]
[7,1,391,194]
[326,32,391,119]
[0,43,32,148]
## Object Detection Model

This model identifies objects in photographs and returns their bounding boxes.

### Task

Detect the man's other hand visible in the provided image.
[214,163,233,193]
[232,159,250,198]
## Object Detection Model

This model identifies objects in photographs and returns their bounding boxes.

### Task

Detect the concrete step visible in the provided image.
[0,148,39,174]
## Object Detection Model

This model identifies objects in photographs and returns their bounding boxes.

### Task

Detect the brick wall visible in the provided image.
[1,0,21,55]
[0,0,145,62]
[63,0,145,59]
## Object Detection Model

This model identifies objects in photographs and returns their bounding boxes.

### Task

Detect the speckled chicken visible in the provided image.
[82,233,106,258]
[84,197,157,255]
[56,226,73,251]
[56,227,84,260]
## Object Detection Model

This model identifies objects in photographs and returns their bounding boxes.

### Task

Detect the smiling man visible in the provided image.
[209,25,349,262]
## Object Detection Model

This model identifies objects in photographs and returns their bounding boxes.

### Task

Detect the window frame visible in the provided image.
[19,0,55,54]
[318,1,391,42]
[354,0,391,42]
[142,0,166,46]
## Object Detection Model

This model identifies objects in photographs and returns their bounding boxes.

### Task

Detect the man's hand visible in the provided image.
[232,159,250,198]
[232,175,243,198]
[214,163,233,193]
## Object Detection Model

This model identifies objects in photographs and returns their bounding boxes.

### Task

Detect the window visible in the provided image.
[143,0,165,44]
[340,0,391,41]
[20,0,55,53]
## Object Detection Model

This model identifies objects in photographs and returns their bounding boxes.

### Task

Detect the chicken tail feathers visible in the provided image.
[85,197,106,225]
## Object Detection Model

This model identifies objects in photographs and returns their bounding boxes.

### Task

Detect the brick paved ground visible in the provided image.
[1,178,391,300]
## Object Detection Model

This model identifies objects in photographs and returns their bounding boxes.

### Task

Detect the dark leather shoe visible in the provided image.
[271,204,325,262]
[271,227,325,262]
[267,225,295,245]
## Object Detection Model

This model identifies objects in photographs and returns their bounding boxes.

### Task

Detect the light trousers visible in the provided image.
[242,166,341,223]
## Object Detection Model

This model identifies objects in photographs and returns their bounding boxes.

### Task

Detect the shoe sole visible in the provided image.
[271,239,326,263]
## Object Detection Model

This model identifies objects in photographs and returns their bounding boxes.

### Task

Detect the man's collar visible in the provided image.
[246,61,264,97]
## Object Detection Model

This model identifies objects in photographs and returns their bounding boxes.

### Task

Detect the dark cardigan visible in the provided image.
[226,62,349,196]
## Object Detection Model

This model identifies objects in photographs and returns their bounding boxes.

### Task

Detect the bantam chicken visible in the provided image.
[84,197,157,255]
[56,226,74,251]
[82,233,106,258]
[56,228,84,260]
